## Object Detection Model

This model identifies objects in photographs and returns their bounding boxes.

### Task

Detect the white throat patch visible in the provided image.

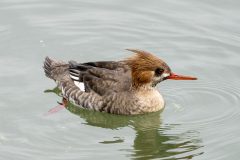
[162,73,170,78]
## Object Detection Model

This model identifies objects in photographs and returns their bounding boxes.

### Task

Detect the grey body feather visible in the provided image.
[44,57,139,114]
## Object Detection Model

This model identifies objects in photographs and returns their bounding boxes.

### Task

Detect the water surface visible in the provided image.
[0,0,240,159]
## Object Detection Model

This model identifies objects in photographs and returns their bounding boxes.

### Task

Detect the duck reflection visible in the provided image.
[45,87,203,159]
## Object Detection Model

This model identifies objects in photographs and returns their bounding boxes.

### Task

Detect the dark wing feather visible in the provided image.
[82,61,121,70]
[69,61,131,96]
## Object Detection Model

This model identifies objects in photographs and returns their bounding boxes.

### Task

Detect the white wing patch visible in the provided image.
[74,81,85,91]
[70,72,85,91]
[70,75,79,81]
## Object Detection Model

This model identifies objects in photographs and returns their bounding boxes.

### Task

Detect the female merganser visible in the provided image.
[44,49,197,115]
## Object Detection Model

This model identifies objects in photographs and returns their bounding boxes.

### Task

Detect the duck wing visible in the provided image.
[69,61,131,96]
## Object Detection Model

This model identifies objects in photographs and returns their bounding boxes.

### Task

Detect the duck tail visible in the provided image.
[43,57,69,81]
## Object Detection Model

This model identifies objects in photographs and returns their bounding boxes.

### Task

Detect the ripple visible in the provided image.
[1,0,240,159]
[163,80,240,127]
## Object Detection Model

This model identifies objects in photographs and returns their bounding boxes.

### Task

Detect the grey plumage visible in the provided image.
[68,61,131,95]
[43,57,139,114]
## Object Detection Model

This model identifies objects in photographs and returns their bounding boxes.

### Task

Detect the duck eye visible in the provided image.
[155,68,164,76]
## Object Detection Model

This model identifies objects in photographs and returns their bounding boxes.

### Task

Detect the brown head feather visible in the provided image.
[125,49,171,88]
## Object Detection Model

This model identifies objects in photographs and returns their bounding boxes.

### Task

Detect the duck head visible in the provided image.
[125,49,197,89]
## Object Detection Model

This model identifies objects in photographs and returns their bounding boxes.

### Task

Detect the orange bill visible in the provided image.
[167,73,197,80]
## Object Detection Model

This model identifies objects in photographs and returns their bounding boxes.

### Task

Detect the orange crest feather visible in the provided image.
[125,49,169,88]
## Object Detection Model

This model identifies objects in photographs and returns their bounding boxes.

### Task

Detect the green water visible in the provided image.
[1,0,240,159]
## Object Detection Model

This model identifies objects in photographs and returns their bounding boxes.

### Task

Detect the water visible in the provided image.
[0,0,240,159]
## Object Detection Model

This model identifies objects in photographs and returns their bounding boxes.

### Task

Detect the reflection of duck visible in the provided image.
[45,88,203,159]
[43,49,197,115]
[69,102,203,159]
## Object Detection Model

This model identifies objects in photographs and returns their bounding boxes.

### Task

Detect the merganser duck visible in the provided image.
[44,49,197,115]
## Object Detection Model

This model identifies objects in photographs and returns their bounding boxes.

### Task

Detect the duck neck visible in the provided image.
[131,83,155,92]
